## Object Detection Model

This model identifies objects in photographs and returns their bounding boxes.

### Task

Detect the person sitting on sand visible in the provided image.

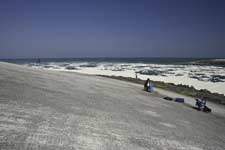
[144,78,150,91]
[195,99,202,110]
[195,98,211,112]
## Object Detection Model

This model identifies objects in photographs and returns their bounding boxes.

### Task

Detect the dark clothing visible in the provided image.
[144,79,150,91]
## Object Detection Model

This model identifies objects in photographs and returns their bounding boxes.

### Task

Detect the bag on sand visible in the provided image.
[148,83,154,93]
[175,98,184,103]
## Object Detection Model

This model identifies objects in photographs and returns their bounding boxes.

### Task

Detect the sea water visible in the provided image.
[2,58,225,95]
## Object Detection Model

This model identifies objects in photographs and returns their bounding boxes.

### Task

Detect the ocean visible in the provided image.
[2,58,225,95]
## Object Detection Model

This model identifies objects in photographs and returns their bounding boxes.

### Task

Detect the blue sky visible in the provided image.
[0,0,225,58]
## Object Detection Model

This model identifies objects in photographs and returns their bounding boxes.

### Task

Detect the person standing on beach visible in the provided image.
[135,72,138,79]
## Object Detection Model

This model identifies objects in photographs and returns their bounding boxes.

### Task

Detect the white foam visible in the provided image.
[26,62,225,95]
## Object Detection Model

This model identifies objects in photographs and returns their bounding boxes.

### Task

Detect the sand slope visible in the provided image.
[0,62,225,150]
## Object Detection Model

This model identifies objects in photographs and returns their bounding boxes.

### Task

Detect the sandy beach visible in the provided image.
[1,62,225,150]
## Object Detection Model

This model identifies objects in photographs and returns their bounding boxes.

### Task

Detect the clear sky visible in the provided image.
[0,0,225,58]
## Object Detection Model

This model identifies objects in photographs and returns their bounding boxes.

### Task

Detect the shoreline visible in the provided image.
[2,58,225,95]
[99,75,225,105]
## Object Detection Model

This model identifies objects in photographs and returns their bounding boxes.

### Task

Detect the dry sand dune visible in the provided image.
[0,62,225,150]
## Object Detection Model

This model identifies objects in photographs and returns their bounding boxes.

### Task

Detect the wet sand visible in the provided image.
[0,62,225,150]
